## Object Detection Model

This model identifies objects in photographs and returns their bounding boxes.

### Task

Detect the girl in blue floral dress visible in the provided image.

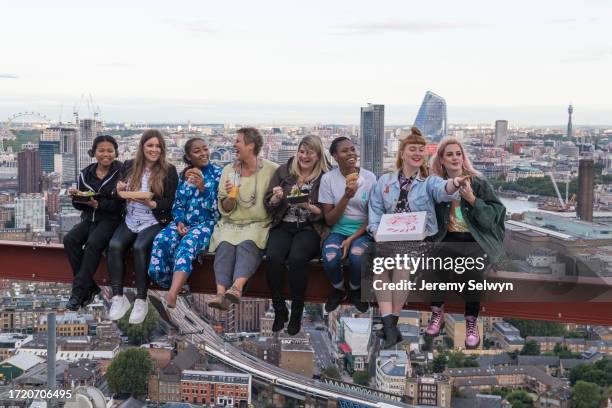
[149,137,222,307]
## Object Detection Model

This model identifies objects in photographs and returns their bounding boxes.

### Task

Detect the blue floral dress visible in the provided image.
[148,163,222,288]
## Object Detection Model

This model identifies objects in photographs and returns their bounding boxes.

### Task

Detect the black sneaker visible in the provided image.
[349,288,369,313]
[65,296,81,311]
[287,304,304,336]
[81,285,101,308]
[325,289,347,313]
[272,302,289,333]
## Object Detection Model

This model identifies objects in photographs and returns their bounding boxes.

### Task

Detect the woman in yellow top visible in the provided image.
[208,127,278,310]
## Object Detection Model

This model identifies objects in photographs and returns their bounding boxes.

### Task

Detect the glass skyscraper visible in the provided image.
[414,91,447,142]
[360,104,385,177]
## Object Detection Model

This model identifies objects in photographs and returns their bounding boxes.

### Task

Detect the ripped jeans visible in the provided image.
[322,232,371,289]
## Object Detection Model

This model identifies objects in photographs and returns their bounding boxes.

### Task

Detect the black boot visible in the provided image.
[65,295,81,311]
[287,303,304,336]
[325,289,346,313]
[381,315,401,348]
[81,285,101,308]
[272,301,289,333]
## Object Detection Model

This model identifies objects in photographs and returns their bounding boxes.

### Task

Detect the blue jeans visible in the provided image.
[322,232,371,289]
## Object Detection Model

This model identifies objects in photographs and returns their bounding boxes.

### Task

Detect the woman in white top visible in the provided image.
[107,129,178,324]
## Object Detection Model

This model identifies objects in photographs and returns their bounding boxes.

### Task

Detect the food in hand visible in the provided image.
[345,172,359,185]
[72,190,95,197]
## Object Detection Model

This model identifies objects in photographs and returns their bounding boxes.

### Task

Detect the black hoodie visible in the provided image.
[73,160,123,223]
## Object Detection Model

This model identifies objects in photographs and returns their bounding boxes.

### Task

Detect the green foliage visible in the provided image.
[352,370,370,386]
[443,336,454,349]
[520,340,541,356]
[569,358,612,387]
[505,318,566,337]
[552,343,581,359]
[506,390,533,408]
[572,381,603,408]
[432,355,446,373]
[422,335,433,351]
[2,130,41,152]
[446,352,479,368]
[322,365,340,380]
[116,305,159,345]
[106,348,153,398]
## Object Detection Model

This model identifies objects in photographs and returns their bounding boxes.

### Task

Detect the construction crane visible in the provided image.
[548,172,566,208]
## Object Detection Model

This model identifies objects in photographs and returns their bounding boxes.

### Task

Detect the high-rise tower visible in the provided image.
[414,91,447,142]
[360,104,385,177]
[567,104,573,138]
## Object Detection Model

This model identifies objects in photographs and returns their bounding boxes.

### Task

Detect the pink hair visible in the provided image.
[429,137,481,178]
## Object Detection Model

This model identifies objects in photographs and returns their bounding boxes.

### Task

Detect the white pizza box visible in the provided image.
[374,211,427,242]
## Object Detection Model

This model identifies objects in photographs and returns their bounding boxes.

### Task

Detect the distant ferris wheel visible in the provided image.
[1,111,52,139]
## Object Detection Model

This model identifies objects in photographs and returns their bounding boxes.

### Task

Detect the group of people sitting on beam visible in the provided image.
[63,126,505,348]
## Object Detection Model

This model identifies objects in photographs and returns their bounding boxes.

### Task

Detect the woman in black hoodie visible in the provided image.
[64,135,123,311]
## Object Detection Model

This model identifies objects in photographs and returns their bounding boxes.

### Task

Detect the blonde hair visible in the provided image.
[290,135,330,181]
[396,127,428,178]
[127,129,170,196]
[429,136,481,178]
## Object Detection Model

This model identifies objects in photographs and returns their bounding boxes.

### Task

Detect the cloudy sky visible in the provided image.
[1,0,611,125]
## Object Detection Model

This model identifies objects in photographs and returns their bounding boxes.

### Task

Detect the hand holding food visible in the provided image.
[270,186,284,204]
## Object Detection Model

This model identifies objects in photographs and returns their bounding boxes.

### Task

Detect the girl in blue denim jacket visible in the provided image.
[368,127,465,348]
[148,138,222,308]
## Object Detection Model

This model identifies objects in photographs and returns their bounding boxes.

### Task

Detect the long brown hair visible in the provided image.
[396,127,428,178]
[429,136,481,179]
[127,129,169,196]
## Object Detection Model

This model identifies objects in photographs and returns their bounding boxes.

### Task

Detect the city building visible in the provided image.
[17,146,41,194]
[445,314,484,350]
[242,336,279,366]
[405,375,451,408]
[0,353,44,382]
[180,370,251,406]
[492,321,525,352]
[339,317,371,372]
[279,342,315,378]
[38,141,60,174]
[360,103,385,177]
[375,350,410,396]
[414,91,447,142]
[61,153,76,184]
[0,333,33,360]
[41,126,77,154]
[494,120,508,147]
[37,312,89,337]
[77,119,101,178]
[14,195,45,232]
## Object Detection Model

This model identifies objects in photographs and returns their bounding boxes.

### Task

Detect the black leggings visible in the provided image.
[63,218,120,300]
[107,222,164,299]
[265,222,321,307]
[431,232,482,317]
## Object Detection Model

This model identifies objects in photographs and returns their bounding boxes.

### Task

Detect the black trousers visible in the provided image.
[431,232,482,317]
[63,218,120,300]
[265,222,321,307]
[107,222,164,299]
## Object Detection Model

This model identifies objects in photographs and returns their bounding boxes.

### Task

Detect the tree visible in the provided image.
[116,305,159,344]
[304,303,323,321]
[506,390,533,408]
[106,348,153,398]
[505,319,566,337]
[352,371,370,386]
[572,381,603,408]
[422,335,433,351]
[446,352,479,368]
[432,355,446,373]
[520,340,541,356]
[569,358,612,387]
[322,365,340,380]
[552,343,580,359]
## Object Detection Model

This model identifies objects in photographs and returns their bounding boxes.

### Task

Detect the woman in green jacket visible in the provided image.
[427,137,506,348]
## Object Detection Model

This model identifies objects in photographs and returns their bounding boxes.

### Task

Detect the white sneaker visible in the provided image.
[129,298,148,324]
[108,295,131,321]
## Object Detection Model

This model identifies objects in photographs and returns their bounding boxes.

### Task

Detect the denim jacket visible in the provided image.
[367,171,458,237]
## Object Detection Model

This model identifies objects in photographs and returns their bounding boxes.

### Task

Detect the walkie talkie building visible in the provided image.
[414,91,447,142]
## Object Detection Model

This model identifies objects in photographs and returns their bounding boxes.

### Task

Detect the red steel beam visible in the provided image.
[1,240,611,325]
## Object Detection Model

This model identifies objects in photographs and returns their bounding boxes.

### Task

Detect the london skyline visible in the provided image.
[1,0,611,125]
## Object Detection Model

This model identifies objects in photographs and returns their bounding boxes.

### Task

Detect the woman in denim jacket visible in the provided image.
[368,127,465,348]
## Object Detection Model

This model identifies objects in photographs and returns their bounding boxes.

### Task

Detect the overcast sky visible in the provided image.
[1,0,611,125]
